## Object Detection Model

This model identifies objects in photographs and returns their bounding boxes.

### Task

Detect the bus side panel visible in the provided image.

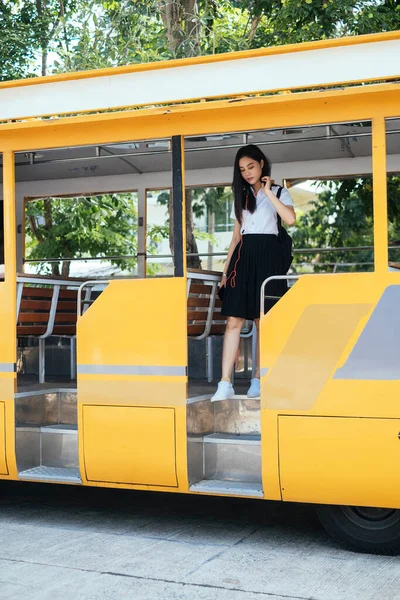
[83,405,177,486]
[77,277,188,491]
[0,282,16,479]
[259,273,378,500]
[0,403,8,474]
[278,415,400,509]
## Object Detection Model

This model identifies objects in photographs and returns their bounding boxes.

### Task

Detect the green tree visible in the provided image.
[5,0,400,271]
[0,0,83,80]
[237,0,400,47]
[157,186,232,269]
[0,0,35,80]
[25,193,140,276]
[292,176,400,272]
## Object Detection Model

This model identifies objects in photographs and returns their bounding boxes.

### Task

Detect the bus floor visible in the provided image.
[15,374,249,398]
[188,379,248,398]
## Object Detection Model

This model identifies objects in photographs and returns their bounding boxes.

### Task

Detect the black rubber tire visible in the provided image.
[316,504,400,555]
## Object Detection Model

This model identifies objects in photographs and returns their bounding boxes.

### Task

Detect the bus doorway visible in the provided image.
[184,121,375,497]
[13,136,188,487]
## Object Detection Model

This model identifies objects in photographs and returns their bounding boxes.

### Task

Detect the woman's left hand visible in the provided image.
[261,176,272,192]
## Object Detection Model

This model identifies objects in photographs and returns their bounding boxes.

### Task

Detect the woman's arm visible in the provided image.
[220,220,241,287]
[261,177,296,226]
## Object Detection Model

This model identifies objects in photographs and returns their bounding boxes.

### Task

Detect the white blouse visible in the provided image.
[230,185,294,236]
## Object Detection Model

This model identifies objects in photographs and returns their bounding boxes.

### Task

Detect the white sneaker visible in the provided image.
[247,378,260,398]
[211,380,235,402]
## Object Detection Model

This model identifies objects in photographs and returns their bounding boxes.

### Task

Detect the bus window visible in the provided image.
[24,192,138,279]
[15,138,170,388]
[288,175,374,274]
[148,184,234,274]
[185,122,373,276]
[146,188,172,276]
[386,118,400,271]
[190,185,234,272]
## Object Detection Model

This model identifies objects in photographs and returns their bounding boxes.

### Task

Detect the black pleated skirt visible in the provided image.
[221,234,287,320]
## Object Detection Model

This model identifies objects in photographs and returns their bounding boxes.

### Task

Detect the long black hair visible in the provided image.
[232,145,271,223]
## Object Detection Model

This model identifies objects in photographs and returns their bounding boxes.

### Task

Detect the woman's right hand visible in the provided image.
[220,274,227,287]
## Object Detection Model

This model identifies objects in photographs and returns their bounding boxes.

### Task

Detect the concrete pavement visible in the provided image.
[0,481,399,600]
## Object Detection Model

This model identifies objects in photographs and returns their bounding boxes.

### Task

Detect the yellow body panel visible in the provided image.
[78,278,187,368]
[279,416,400,508]
[83,405,177,486]
[260,273,400,505]
[0,153,17,480]
[1,84,400,154]
[77,277,188,491]
[0,403,8,475]
[263,303,371,411]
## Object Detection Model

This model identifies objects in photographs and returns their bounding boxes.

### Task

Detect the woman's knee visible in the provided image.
[226,316,245,331]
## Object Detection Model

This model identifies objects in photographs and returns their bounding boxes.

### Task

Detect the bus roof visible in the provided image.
[1,31,400,122]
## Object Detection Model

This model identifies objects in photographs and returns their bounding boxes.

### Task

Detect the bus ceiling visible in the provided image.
[2,120,400,183]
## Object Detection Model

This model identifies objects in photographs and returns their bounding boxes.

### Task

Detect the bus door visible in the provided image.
[77,136,190,492]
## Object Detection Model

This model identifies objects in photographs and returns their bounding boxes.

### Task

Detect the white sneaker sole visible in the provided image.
[211,390,235,402]
[247,393,260,399]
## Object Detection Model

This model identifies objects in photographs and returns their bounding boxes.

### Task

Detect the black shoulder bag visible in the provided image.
[274,185,293,273]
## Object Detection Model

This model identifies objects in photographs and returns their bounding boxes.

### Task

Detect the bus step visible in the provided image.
[41,424,78,469]
[190,479,263,497]
[204,433,260,444]
[202,433,261,483]
[18,466,81,484]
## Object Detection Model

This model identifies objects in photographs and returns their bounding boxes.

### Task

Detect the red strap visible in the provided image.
[226,194,248,288]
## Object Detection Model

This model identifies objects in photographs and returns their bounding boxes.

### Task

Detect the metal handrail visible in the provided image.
[16,275,83,286]
[23,245,400,264]
[77,279,111,318]
[260,274,301,317]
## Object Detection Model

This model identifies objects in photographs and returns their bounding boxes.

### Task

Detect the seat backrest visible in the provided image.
[53,288,78,335]
[17,286,52,336]
[17,286,78,337]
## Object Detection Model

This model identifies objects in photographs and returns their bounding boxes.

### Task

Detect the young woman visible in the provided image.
[211,144,296,401]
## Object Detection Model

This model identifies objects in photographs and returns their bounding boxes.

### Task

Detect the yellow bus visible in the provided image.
[1,30,400,555]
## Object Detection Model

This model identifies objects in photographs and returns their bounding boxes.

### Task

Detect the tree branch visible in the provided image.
[248,15,262,42]
[28,215,44,243]
[183,0,200,56]
[157,0,183,54]
[43,199,53,230]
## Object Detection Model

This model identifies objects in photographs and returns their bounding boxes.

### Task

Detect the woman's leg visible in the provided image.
[221,316,245,380]
[254,319,260,379]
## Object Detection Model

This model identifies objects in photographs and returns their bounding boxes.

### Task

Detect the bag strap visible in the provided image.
[273,185,284,231]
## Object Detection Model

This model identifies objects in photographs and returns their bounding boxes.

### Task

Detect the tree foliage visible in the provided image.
[292,177,400,272]
[3,0,400,272]
[25,193,139,276]
[0,0,84,79]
